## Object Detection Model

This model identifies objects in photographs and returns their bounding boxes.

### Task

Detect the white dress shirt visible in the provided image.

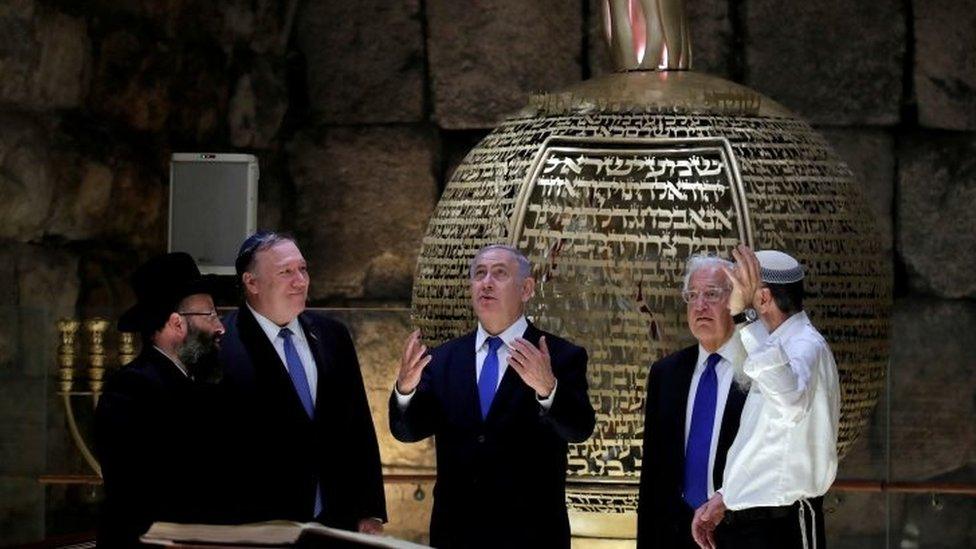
[396,315,556,409]
[248,304,318,405]
[684,336,746,497]
[721,311,840,510]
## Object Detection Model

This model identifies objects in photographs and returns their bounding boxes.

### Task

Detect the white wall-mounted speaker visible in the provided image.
[169,152,259,275]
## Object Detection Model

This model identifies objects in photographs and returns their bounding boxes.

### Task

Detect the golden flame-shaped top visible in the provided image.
[602,0,691,71]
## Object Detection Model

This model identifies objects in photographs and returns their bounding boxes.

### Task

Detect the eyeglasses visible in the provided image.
[680,288,730,304]
[179,310,221,322]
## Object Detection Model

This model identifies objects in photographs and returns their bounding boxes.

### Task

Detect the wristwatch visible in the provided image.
[732,308,758,325]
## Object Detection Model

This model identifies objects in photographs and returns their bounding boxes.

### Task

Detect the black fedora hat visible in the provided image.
[118,252,221,333]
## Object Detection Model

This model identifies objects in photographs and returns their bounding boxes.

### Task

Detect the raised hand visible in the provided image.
[723,243,763,315]
[396,329,432,394]
[508,336,557,398]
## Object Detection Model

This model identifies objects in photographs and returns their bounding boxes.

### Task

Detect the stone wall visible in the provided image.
[0,0,973,545]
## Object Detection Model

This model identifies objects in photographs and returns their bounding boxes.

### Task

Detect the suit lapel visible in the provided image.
[299,313,330,419]
[237,307,313,423]
[671,348,697,469]
[483,322,539,424]
[451,331,483,425]
[713,381,747,489]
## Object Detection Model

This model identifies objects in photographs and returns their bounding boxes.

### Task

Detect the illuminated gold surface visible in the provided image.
[84,317,110,397]
[411,2,890,532]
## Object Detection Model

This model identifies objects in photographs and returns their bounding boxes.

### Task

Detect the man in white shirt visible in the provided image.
[638,254,748,549]
[691,245,840,549]
[389,244,596,548]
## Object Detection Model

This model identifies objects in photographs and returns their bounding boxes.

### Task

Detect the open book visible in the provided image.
[141,521,429,548]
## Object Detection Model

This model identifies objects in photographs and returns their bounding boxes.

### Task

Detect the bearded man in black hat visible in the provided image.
[95,252,227,547]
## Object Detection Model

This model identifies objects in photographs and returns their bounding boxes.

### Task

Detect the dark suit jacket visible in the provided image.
[389,322,595,549]
[637,344,747,549]
[95,347,224,547]
[219,307,387,529]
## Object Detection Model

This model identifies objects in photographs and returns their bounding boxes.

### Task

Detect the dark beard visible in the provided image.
[178,323,222,383]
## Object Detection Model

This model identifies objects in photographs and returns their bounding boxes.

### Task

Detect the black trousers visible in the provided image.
[716,497,825,549]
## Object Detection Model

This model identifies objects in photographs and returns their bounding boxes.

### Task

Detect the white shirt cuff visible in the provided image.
[394,385,415,410]
[738,319,770,354]
[536,379,558,410]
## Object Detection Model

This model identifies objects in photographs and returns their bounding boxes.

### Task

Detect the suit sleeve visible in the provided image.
[541,344,595,443]
[636,360,663,549]
[334,323,388,523]
[388,354,440,443]
[94,371,162,543]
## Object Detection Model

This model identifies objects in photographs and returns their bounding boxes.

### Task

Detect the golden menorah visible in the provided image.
[56,317,138,477]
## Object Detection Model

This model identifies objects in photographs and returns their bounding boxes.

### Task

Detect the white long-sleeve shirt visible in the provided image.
[721,311,840,510]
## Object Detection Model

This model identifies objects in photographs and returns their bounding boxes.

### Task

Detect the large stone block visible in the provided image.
[0,376,45,476]
[229,56,288,148]
[587,0,733,78]
[0,0,90,109]
[0,113,54,242]
[382,481,433,544]
[46,151,167,249]
[888,297,976,480]
[0,243,79,377]
[820,129,895,252]
[0,476,43,545]
[914,0,976,130]
[317,308,435,469]
[295,0,425,124]
[823,491,888,548]
[89,27,228,141]
[744,0,904,126]
[427,0,582,129]
[897,133,976,298]
[288,126,439,301]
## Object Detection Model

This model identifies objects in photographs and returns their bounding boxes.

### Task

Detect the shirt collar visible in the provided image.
[476,315,528,351]
[697,332,746,370]
[152,345,190,378]
[247,302,303,342]
[768,310,809,343]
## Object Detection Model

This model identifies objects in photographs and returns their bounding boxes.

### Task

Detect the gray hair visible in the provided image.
[682,254,734,291]
[469,244,533,280]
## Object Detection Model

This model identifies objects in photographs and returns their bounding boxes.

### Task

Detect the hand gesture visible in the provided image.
[396,329,431,394]
[691,492,726,549]
[508,336,557,398]
[723,244,763,315]
[357,518,384,535]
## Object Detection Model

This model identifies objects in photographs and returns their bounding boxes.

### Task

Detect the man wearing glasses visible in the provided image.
[95,252,227,547]
[638,254,748,549]
[218,232,386,534]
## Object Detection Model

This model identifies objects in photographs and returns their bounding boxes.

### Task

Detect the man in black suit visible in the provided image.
[95,252,227,547]
[637,255,748,548]
[389,244,596,548]
[219,232,386,533]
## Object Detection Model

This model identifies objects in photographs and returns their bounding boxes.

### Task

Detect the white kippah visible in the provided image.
[755,250,804,283]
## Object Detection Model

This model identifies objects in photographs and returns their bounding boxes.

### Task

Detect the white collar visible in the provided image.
[476,315,529,350]
[247,302,303,341]
[697,332,746,369]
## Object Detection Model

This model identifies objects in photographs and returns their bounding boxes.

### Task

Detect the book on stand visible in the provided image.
[141,521,429,548]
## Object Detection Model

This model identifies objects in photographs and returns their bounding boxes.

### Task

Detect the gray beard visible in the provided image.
[177,324,220,382]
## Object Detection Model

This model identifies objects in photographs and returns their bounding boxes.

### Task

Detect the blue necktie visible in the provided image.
[279,327,322,517]
[478,337,504,419]
[279,328,314,418]
[684,352,722,509]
